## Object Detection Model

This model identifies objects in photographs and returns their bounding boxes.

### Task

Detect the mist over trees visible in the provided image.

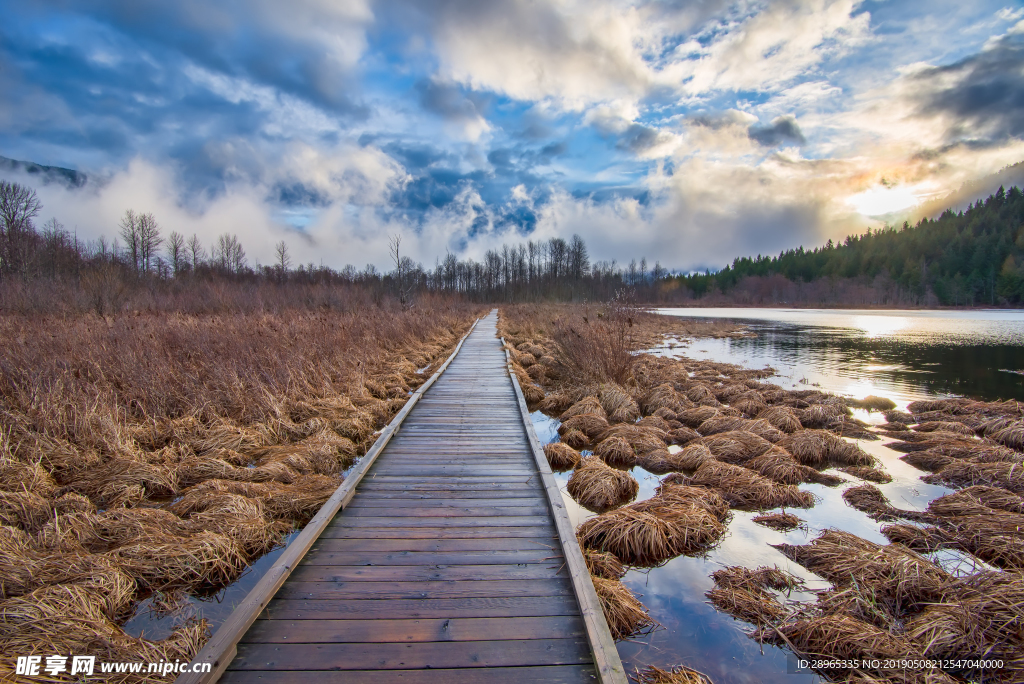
[2,176,1024,313]
[681,185,1024,307]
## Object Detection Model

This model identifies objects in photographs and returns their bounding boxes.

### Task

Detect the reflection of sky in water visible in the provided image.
[656,308,1024,402]
[528,306,1022,682]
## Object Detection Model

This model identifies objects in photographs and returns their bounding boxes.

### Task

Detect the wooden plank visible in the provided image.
[228,638,592,670]
[345,497,546,508]
[263,595,580,620]
[317,526,558,539]
[339,505,550,518]
[351,491,540,500]
[274,579,574,600]
[286,563,566,583]
[220,665,598,684]
[299,550,559,566]
[175,317,482,684]
[310,538,558,552]
[328,516,555,527]
[241,615,586,643]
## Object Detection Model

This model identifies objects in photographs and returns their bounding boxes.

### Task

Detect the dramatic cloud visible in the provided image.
[1,0,1023,272]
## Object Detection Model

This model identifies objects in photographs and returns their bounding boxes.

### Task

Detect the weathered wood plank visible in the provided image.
[262,595,580,620]
[220,665,598,684]
[241,615,586,644]
[228,638,592,670]
[274,578,574,600]
[286,563,567,583]
[299,550,559,566]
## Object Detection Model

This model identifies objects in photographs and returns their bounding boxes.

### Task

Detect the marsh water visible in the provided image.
[533,308,1024,683]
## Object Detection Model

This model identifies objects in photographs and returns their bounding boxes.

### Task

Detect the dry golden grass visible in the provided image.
[559,412,611,440]
[567,457,639,512]
[846,395,897,411]
[698,430,773,463]
[544,442,582,472]
[560,427,591,450]
[777,429,873,467]
[757,406,802,433]
[773,530,950,614]
[633,665,715,684]
[689,460,815,510]
[559,397,607,421]
[583,546,626,580]
[752,512,805,531]
[577,487,727,566]
[594,435,638,468]
[838,465,893,484]
[592,576,658,640]
[923,460,1024,494]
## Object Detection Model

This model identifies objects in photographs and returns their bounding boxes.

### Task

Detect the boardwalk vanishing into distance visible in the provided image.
[181,310,625,684]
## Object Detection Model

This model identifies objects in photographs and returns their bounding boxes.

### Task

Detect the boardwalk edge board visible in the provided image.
[175,316,481,684]
[501,336,629,684]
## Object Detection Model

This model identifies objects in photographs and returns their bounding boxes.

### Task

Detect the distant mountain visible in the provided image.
[0,155,87,188]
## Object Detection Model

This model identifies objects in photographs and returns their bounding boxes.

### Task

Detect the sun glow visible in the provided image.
[846,184,923,216]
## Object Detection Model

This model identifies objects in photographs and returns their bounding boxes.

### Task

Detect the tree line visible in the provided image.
[0,179,677,311]
[675,185,1024,307]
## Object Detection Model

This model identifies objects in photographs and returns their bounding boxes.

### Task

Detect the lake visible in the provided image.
[534,307,1024,683]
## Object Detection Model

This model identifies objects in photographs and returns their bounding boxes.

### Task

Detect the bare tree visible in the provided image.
[387,233,411,305]
[186,234,205,271]
[137,212,162,273]
[215,233,246,273]
[118,209,141,274]
[0,181,41,277]
[275,240,291,279]
[167,231,185,275]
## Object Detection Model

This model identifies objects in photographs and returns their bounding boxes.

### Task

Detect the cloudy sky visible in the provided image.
[2,0,1023,271]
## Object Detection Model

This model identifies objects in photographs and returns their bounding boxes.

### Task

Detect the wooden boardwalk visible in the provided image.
[184,311,625,684]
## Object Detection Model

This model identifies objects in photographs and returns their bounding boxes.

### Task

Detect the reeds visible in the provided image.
[592,576,658,640]
[923,460,1024,494]
[633,665,714,684]
[847,396,897,411]
[688,461,815,510]
[744,448,845,486]
[699,430,773,462]
[839,466,893,484]
[577,487,727,565]
[777,429,873,467]
[567,457,639,512]
[595,436,638,468]
[560,397,607,421]
[544,442,582,472]
[773,530,949,613]
[559,412,611,440]
[583,546,626,580]
[757,406,802,433]
[598,424,669,456]
[752,512,804,531]
[706,565,801,627]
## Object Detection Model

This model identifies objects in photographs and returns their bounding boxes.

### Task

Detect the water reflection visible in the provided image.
[657,308,1024,401]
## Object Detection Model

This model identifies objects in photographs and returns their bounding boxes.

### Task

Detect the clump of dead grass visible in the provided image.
[592,576,658,640]
[544,442,582,472]
[633,665,714,684]
[752,512,805,531]
[839,465,893,484]
[688,461,815,510]
[567,457,639,512]
[583,547,626,580]
[578,486,728,566]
